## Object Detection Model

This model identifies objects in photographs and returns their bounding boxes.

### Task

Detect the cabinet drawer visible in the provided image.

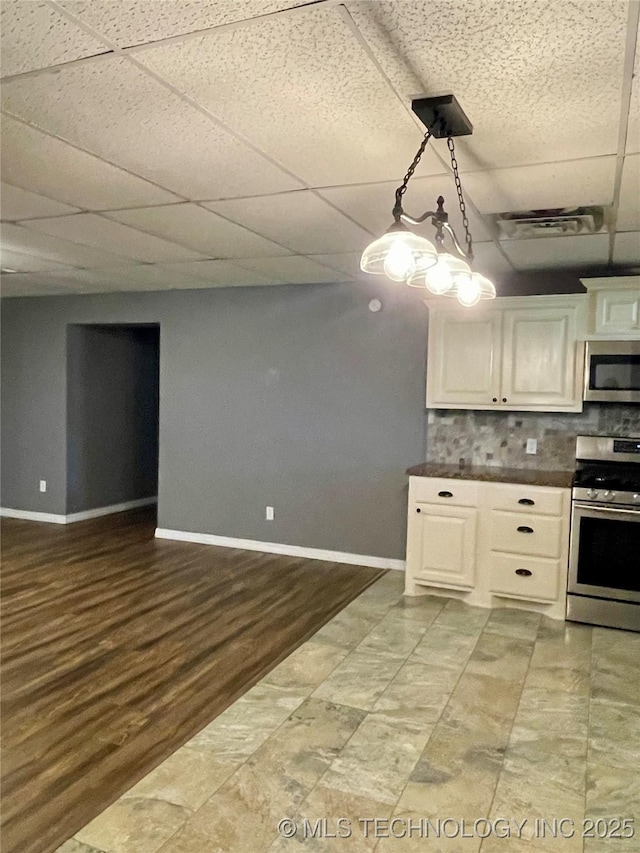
[489,511,564,559]
[486,482,566,516]
[410,477,479,507]
[489,553,560,602]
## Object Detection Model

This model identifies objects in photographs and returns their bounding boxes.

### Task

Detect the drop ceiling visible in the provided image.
[1,0,638,297]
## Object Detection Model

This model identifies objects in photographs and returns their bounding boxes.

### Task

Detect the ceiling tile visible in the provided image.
[348,0,627,169]
[626,27,640,154]
[0,1,108,77]
[0,271,86,297]
[236,255,350,284]
[0,115,178,209]
[105,204,290,258]
[22,214,208,263]
[1,57,302,199]
[49,264,221,291]
[1,222,137,268]
[1,182,81,220]
[459,157,617,214]
[58,1,309,48]
[134,6,445,186]
[501,234,610,270]
[162,260,281,286]
[0,247,74,273]
[613,232,640,266]
[306,253,363,278]
[318,176,493,242]
[467,242,514,278]
[617,154,640,232]
[203,191,374,254]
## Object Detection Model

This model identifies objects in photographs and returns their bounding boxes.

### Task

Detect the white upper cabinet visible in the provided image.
[427,310,502,406]
[501,304,583,409]
[581,277,640,340]
[426,295,587,411]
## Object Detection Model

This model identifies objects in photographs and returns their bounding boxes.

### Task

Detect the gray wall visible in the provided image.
[1,281,428,558]
[66,324,159,513]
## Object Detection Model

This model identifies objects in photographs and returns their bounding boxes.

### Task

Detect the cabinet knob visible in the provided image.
[438,491,453,498]
[515,568,533,577]
[502,397,507,403]
[492,397,498,402]
[518,498,535,506]
[416,507,421,513]
[517,525,534,534]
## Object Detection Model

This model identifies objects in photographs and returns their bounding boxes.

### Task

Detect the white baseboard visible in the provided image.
[0,508,67,524]
[1,496,157,525]
[66,497,157,522]
[155,527,405,571]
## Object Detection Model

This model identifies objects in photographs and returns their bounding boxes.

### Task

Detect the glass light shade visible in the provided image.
[455,274,482,306]
[407,252,471,293]
[360,227,438,282]
[472,272,497,300]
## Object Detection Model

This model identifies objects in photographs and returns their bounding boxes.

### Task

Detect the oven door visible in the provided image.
[569,502,640,603]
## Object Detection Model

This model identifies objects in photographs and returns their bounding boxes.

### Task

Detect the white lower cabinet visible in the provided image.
[405,478,479,593]
[405,476,571,619]
[409,504,477,590]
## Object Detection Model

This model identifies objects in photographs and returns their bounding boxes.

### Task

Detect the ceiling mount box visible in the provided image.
[411,94,473,138]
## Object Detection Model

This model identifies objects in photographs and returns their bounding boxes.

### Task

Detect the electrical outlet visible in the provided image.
[265,506,274,521]
[39,480,47,493]
[526,438,537,455]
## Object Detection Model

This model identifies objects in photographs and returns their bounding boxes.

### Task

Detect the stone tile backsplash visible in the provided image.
[426,404,640,470]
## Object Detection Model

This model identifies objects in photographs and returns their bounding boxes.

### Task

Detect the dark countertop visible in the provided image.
[406,462,574,489]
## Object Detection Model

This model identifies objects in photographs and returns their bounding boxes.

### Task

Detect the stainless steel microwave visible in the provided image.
[584,341,640,403]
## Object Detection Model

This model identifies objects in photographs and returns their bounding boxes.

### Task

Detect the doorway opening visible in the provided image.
[66,323,160,522]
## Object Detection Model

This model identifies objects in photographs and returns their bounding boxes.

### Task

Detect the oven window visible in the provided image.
[588,354,640,391]
[576,514,640,593]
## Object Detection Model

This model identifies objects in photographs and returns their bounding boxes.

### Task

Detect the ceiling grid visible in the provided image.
[0,0,638,295]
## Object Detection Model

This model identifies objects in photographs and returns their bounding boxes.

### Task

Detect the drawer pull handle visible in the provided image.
[515,568,532,577]
[518,498,535,506]
[438,491,453,498]
[517,525,534,534]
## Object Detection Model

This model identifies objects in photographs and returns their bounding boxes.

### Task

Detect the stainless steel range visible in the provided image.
[567,435,640,632]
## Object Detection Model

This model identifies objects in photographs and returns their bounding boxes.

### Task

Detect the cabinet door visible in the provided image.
[427,310,501,407]
[408,503,477,588]
[501,306,582,410]
[595,289,640,337]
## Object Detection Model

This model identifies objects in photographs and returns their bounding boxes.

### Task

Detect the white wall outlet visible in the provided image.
[526,438,537,455]
[39,480,47,492]
[265,506,274,521]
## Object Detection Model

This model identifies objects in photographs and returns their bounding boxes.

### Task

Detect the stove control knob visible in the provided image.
[602,490,615,501]
[587,489,599,500]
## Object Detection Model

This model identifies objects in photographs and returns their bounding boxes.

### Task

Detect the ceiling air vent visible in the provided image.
[494,206,606,240]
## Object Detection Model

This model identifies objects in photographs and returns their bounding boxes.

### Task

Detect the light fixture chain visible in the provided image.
[447,136,473,259]
[393,131,432,218]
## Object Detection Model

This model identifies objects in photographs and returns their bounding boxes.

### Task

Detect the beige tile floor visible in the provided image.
[57,571,640,853]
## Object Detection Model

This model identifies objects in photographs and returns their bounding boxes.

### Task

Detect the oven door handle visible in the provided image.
[573,502,639,516]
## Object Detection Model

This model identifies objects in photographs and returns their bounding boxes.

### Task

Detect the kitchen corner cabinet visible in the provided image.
[405,476,571,620]
[426,295,587,411]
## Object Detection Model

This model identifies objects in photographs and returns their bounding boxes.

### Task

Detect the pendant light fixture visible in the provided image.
[360,95,496,307]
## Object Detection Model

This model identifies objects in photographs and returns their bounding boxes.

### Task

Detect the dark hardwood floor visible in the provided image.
[0,508,384,853]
